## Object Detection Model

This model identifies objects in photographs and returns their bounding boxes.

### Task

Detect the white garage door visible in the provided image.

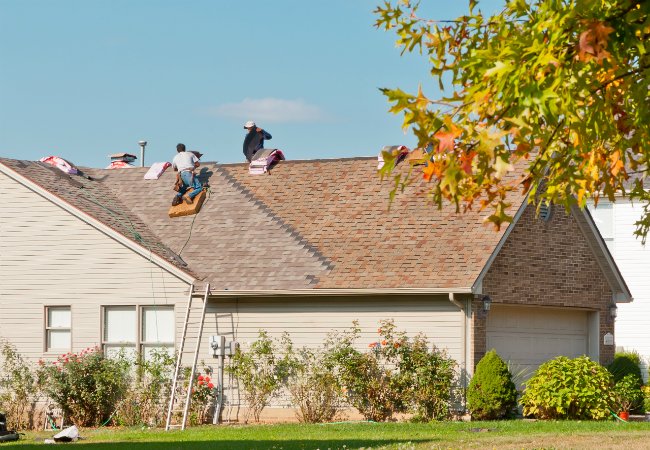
[486,305,594,379]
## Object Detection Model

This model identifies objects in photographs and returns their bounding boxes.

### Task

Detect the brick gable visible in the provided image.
[475,204,615,365]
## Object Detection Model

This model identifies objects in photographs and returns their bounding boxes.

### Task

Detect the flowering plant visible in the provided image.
[188,370,216,425]
[37,347,130,426]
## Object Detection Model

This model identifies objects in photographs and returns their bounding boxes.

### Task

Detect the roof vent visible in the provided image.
[538,200,552,222]
[106,153,137,170]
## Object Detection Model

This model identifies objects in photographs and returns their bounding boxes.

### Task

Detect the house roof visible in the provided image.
[0,155,630,298]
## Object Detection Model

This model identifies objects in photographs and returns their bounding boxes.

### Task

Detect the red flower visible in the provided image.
[204,376,211,383]
[197,375,204,382]
[381,340,387,346]
[197,380,204,386]
[208,383,214,389]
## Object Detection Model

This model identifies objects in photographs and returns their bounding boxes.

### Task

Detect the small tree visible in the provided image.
[226,331,294,423]
[0,340,41,430]
[467,350,518,420]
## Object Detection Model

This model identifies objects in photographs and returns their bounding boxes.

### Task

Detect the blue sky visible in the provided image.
[0,0,501,168]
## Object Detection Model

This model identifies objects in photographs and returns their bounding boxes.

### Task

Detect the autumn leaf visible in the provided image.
[459,150,477,174]
[493,156,514,179]
[434,125,461,153]
[609,150,625,177]
[577,20,615,64]
[422,160,436,182]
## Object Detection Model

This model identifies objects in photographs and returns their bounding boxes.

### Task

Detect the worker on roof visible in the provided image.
[171,143,203,206]
[243,120,272,162]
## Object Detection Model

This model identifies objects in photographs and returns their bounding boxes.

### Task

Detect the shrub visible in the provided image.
[0,340,41,430]
[467,350,518,420]
[285,347,343,423]
[613,374,644,413]
[326,320,457,422]
[37,347,131,427]
[226,331,294,423]
[188,367,217,425]
[519,356,614,420]
[114,350,175,427]
[607,352,643,385]
[642,385,650,413]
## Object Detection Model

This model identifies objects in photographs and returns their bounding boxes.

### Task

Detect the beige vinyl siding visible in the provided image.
[0,171,190,360]
[194,295,464,415]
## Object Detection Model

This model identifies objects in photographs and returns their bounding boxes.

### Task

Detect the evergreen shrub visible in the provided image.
[466,349,517,420]
[607,352,643,385]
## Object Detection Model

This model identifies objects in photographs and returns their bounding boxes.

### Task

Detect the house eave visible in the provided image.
[206,287,474,298]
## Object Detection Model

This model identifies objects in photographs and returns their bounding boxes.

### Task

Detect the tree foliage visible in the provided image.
[375,0,650,240]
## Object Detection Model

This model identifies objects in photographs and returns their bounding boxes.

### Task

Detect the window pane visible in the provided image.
[104,307,136,343]
[589,203,614,240]
[104,344,137,360]
[47,330,70,351]
[48,307,71,328]
[142,307,174,343]
[142,344,174,362]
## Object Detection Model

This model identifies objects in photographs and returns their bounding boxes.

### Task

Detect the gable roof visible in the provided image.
[0,155,631,299]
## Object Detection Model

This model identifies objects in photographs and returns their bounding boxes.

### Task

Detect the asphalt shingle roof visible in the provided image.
[2,156,528,291]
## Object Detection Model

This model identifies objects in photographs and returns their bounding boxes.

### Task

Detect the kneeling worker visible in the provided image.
[172,143,203,206]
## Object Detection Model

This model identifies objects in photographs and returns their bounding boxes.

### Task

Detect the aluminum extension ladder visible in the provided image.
[165,283,210,430]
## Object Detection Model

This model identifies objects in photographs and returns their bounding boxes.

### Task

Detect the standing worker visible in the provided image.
[243,120,272,162]
[171,143,203,206]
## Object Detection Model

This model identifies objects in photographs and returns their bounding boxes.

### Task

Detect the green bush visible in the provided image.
[613,374,643,413]
[467,350,518,420]
[519,356,613,420]
[0,340,41,430]
[643,386,650,413]
[607,352,643,385]
[114,350,175,427]
[326,320,457,422]
[37,347,131,427]
[226,331,295,423]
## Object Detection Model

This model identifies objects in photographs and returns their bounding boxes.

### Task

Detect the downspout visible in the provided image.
[449,293,469,411]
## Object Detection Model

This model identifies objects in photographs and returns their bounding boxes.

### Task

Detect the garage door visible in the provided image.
[486,305,593,378]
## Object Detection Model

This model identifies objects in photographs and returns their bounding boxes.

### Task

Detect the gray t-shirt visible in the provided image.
[172,152,198,172]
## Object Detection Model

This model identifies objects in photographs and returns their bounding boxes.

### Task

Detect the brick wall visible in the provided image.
[475,204,615,367]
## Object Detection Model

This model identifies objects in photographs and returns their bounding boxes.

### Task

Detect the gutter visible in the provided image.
[207,287,474,298]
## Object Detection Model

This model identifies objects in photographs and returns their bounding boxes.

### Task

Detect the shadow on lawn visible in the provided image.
[13,438,435,449]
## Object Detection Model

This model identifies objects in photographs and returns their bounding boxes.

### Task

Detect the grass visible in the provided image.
[5,420,650,449]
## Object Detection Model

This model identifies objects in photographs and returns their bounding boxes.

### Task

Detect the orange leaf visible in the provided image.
[434,125,461,153]
[423,161,436,182]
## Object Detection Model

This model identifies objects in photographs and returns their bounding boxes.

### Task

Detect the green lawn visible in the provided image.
[5,421,650,449]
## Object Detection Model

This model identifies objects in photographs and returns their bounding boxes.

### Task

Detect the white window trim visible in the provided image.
[101,305,175,356]
[44,306,71,353]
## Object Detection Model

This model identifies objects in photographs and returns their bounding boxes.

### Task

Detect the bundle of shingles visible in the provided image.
[249,149,285,175]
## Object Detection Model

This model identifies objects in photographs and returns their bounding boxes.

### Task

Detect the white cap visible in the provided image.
[244,120,255,129]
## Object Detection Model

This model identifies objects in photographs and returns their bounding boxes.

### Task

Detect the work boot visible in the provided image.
[185,195,193,205]
[172,196,182,206]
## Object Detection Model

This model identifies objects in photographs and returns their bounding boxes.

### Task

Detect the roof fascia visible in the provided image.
[0,161,195,285]
[207,287,474,298]
[471,193,530,294]
[572,204,632,303]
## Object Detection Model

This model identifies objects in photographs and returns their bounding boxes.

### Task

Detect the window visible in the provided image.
[141,306,175,359]
[588,202,614,243]
[103,306,137,359]
[102,306,174,359]
[46,307,71,352]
